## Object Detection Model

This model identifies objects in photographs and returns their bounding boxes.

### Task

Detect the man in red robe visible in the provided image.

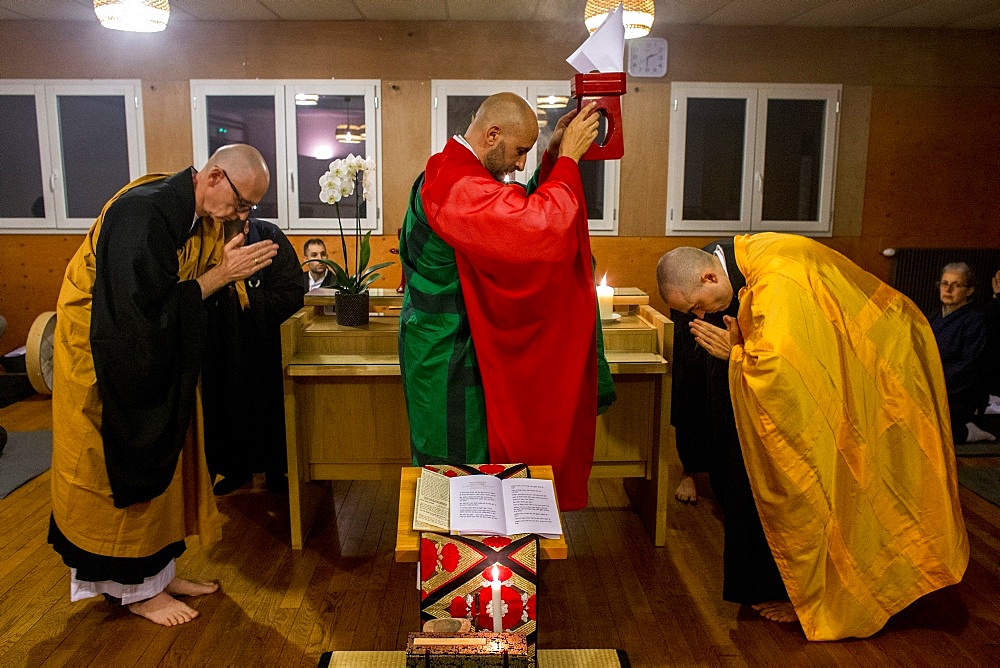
[409,93,601,510]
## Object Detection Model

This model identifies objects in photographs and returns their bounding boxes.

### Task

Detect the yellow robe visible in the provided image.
[51,174,220,560]
[729,233,968,641]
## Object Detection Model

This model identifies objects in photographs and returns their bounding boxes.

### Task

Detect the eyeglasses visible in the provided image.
[220,168,257,214]
[938,281,969,289]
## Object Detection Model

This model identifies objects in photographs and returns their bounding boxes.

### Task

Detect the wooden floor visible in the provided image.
[3,395,1000,666]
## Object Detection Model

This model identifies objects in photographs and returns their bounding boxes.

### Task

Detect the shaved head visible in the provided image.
[463,93,539,181]
[657,247,716,296]
[201,143,269,207]
[204,144,268,185]
[657,247,734,317]
[467,92,537,139]
[194,143,270,222]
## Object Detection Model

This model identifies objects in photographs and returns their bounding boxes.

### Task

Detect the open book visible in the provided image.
[413,468,563,539]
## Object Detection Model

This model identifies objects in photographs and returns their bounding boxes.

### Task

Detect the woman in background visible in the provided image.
[930,262,994,443]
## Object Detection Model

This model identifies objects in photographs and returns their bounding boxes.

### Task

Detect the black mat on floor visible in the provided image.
[0,430,51,499]
[954,441,1000,457]
[957,467,1000,508]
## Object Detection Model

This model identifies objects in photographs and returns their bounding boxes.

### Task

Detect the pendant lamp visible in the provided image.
[584,0,654,39]
[94,0,170,33]
[335,124,365,145]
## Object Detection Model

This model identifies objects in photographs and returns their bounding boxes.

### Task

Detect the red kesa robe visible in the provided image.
[421,139,598,510]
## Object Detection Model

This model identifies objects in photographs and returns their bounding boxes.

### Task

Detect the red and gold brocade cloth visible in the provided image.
[419,463,538,653]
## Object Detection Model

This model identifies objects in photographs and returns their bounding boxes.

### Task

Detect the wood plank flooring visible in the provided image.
[2,395,1000,666]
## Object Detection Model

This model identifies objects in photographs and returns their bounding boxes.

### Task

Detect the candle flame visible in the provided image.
[491,564,500,581]
[600,273,608,288]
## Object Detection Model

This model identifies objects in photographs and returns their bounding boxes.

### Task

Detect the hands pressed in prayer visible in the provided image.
[196,233,278,299]
[724,315,744,350]
[221,234,279,282]
[557,103,600,163]
[690,318,733,360]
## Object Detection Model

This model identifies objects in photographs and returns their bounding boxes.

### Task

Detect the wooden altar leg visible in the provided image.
[285,374,329,549]
[623,373,674,546]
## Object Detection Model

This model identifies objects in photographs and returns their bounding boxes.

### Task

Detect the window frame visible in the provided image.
[191,79,383,234]
[0,79,146,233]
[431,79,620,235]
[666,82,840,236]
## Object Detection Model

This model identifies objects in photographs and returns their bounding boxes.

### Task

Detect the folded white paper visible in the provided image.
[566,3,625,73]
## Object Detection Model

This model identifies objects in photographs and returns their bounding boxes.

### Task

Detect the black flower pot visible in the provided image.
[335,291,370,326]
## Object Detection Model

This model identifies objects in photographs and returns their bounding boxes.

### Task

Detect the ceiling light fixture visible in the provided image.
[584,0,654,40]
[536,95,570,109]
[94,0,170,33]
[336,124,365,145]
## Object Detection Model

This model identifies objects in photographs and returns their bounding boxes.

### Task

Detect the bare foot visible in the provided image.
[165,576,219,597]
[128,592,199,626]
[752,600,798,623]
[674,473,698,504]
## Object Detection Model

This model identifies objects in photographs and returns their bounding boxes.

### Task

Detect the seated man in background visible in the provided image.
[202,216,305,495]
[657,233,968,641]
[929,262,994,443]
[302,238,337,291]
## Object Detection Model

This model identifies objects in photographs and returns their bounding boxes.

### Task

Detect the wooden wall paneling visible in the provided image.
[0,236,80,354]
[143,80,194,172]
[862,86,1000,247]
[3,20,1000,349]
[380,80,432,236]
[831,85,872,238]
[619,82,670,237]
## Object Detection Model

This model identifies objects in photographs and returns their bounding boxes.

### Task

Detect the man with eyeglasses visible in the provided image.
[656,233,967,641]
[929,262,994,444]
[49,144,278,627]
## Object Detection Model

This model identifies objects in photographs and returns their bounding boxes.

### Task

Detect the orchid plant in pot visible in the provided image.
[315,154,391,326]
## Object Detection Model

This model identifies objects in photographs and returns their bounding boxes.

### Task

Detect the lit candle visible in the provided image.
[490,564,503,633]
[597,274,614,320]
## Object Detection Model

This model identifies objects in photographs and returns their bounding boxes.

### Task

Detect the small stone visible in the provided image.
[422,617,472,633]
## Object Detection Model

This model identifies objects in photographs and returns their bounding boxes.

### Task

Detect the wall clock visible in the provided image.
[627,37,668,78]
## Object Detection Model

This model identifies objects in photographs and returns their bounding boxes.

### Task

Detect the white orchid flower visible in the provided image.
[330,161,348,179]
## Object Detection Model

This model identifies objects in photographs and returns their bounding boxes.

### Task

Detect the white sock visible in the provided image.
[965,422,996,443]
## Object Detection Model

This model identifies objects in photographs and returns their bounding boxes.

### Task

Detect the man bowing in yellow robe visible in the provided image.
[657,232,968,641]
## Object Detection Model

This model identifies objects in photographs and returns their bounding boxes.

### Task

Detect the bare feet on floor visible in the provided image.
[165,576,219,597]
[752,600,798,623]
[128,592,199,626]
[674,473,698,504]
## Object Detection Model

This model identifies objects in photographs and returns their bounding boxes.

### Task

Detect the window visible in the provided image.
[0,80,146,232]
[666,83,840,236]
[191,80,381,233]
[432,80,620,234]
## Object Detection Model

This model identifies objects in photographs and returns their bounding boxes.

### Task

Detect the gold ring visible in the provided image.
[253,257,258,264]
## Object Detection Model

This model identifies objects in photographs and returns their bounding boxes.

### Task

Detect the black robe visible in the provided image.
[671,239,786,604]
[50,169,208,583]
[91,169,207,509]
[201,219,305,480]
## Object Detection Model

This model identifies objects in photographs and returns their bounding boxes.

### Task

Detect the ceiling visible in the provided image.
[1,0,999,29]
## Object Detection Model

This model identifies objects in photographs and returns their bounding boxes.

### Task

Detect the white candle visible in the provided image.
[597,273,614,320]
[490,564,503,632]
